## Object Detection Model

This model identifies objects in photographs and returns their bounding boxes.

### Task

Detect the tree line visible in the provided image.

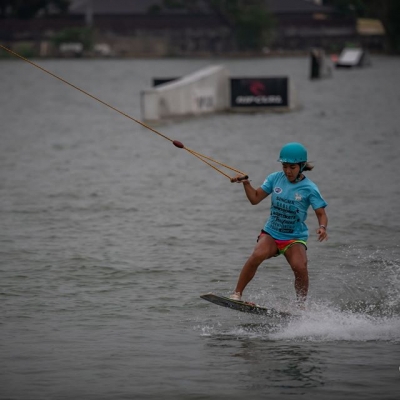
[1,0,399,53]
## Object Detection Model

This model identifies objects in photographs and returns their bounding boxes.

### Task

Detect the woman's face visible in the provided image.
[282,163,301,182]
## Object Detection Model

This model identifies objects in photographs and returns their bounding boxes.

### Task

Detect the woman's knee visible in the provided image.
[248,250,267,265]
[291,261,308,276]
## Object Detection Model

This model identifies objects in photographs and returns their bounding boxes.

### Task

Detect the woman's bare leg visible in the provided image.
[284,243,309,303]
[234,234,278,295]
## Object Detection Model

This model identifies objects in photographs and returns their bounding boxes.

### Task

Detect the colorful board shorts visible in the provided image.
[257,230,307,256]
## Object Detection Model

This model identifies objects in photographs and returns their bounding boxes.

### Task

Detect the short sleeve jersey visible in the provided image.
[261,171,327,241]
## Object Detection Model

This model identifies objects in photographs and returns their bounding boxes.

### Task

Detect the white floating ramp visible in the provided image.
[141,65,230,122]
[335,48,371,68]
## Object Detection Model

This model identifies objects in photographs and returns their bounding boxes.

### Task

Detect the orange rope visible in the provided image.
[0,45,248,181]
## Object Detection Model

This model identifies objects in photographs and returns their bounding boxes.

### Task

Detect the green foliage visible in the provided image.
[147,4,162,14]
[380,0,400,53]
[162,0,185,9]
[51,27,94,51]
[0,0,70,18]
[151,0,274,51]
[207,0,275,51]
[324,0,367,16]
[235,5,275,50]
[14,42,38,58]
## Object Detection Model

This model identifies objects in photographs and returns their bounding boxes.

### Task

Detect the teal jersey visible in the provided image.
[261,171,327,240]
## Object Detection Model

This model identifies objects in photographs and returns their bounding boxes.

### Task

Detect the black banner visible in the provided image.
[230,77,289,108]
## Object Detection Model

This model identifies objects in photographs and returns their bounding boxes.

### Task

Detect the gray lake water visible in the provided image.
[1,55,400,400]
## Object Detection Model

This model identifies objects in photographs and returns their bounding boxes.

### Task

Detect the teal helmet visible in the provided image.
[278,142,307,163]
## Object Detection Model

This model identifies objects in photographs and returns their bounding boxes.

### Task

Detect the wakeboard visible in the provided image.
[200,293,293,318]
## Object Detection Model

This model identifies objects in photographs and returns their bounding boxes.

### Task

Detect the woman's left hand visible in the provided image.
[317,227,328,242]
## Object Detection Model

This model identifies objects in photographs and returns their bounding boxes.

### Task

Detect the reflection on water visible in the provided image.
[205,334,325,391]
[236,342,325,389]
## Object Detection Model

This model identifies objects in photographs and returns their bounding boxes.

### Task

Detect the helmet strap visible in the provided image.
[295,163,306,182]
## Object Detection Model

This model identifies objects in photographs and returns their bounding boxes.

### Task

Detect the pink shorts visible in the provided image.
[258,230,307,256]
